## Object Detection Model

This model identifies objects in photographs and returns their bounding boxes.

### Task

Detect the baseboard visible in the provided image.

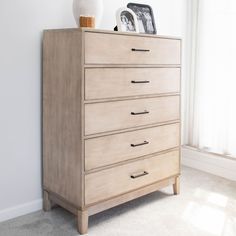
[182,146,236,181]
[0,199,42,223]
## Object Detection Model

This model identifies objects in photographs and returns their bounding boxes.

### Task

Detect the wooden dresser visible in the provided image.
[43,28,181,234]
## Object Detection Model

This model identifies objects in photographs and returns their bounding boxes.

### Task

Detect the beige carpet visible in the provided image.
[0,166,236,236]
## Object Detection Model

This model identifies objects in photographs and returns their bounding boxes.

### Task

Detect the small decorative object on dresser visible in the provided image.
[127,3,157,34]
[116,7,139,33]
[43,28,181,235]
[73,0,103,27]
[79,16,95,28]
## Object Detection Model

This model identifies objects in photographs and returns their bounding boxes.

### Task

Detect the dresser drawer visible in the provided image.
[85,68,180,100]
[85,96,180,135]
[85,150,179,205]
[84,32,181,65]
[85,123,180,170]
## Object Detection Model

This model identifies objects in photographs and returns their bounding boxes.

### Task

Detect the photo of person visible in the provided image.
[144,12,154,33]
[136,11,145,33]
[127,3,157,34]
[120,11,136,32]
[116,7,139,33]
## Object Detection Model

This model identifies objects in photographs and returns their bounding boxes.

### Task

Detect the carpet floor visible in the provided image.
[0,166,236,236]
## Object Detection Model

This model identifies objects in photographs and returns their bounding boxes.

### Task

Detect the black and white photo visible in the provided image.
[127,3,157,34]
[116,7,139,33]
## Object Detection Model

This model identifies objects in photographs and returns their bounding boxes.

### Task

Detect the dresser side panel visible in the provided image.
[43,30,83,207]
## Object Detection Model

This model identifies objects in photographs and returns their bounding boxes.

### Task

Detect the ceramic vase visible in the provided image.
[73,0,104,28]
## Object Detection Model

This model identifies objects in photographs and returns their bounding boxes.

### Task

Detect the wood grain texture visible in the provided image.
[173,176,180,195]
[43,190,52,211]
[84,32,181,65]
[44,177,177,218]
[43,28,181,234]
[46,28,181,40]
[43,30,83,207]
[82,27,181,40]
[85,96,180,135]
[88,176,176,215]
[85,150,180,205]
[77,210,89,235]
[85,123,180,170]
[85,68,181,100]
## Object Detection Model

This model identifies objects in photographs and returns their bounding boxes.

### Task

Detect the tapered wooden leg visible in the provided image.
[173,176,180,195]
[77,210,88,235]
[43,190,52,211]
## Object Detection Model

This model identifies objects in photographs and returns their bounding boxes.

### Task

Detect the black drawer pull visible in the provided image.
[131,80,150,84]
[131,141,149,147]
[131,110,149,115]
[131,171,149,179]
[131,48,150,52]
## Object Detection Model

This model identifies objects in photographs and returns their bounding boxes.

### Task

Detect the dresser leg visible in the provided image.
[173,176,180,195]
[77,210,88,235]
[43,190,52,211]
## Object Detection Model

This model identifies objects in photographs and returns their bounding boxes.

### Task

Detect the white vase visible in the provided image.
[73,0,104,28]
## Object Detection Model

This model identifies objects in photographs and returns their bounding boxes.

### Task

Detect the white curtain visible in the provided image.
[188,0,236,157]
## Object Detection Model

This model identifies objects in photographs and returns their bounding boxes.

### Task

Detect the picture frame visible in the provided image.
[116,7,139,33]
[127,3,157,34]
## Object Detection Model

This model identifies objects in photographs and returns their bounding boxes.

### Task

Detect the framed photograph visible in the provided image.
[116,7,139,33]
[127,3,157,34]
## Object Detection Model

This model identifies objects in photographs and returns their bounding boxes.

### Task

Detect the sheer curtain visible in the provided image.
[188,0,236,157]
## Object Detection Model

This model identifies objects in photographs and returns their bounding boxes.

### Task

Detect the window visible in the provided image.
[187,0,236,157]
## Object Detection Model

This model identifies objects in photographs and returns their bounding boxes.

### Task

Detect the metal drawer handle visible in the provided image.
[131,171,149,179]
[131,141,149,147]
[131,110,149,115]
[131,48,150,52]
[131,80,150,84]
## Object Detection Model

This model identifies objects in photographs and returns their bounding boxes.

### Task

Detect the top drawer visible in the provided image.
[84,32,181,65]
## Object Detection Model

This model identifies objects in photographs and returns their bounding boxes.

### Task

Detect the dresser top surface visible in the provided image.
[43,28,182,41]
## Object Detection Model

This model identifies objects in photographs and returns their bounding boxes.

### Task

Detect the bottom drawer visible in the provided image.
[85,150,179,205]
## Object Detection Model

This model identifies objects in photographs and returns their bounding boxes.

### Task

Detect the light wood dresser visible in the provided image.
[43,28,181,234]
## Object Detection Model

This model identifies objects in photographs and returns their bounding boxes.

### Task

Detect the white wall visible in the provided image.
[0,0,187,222]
